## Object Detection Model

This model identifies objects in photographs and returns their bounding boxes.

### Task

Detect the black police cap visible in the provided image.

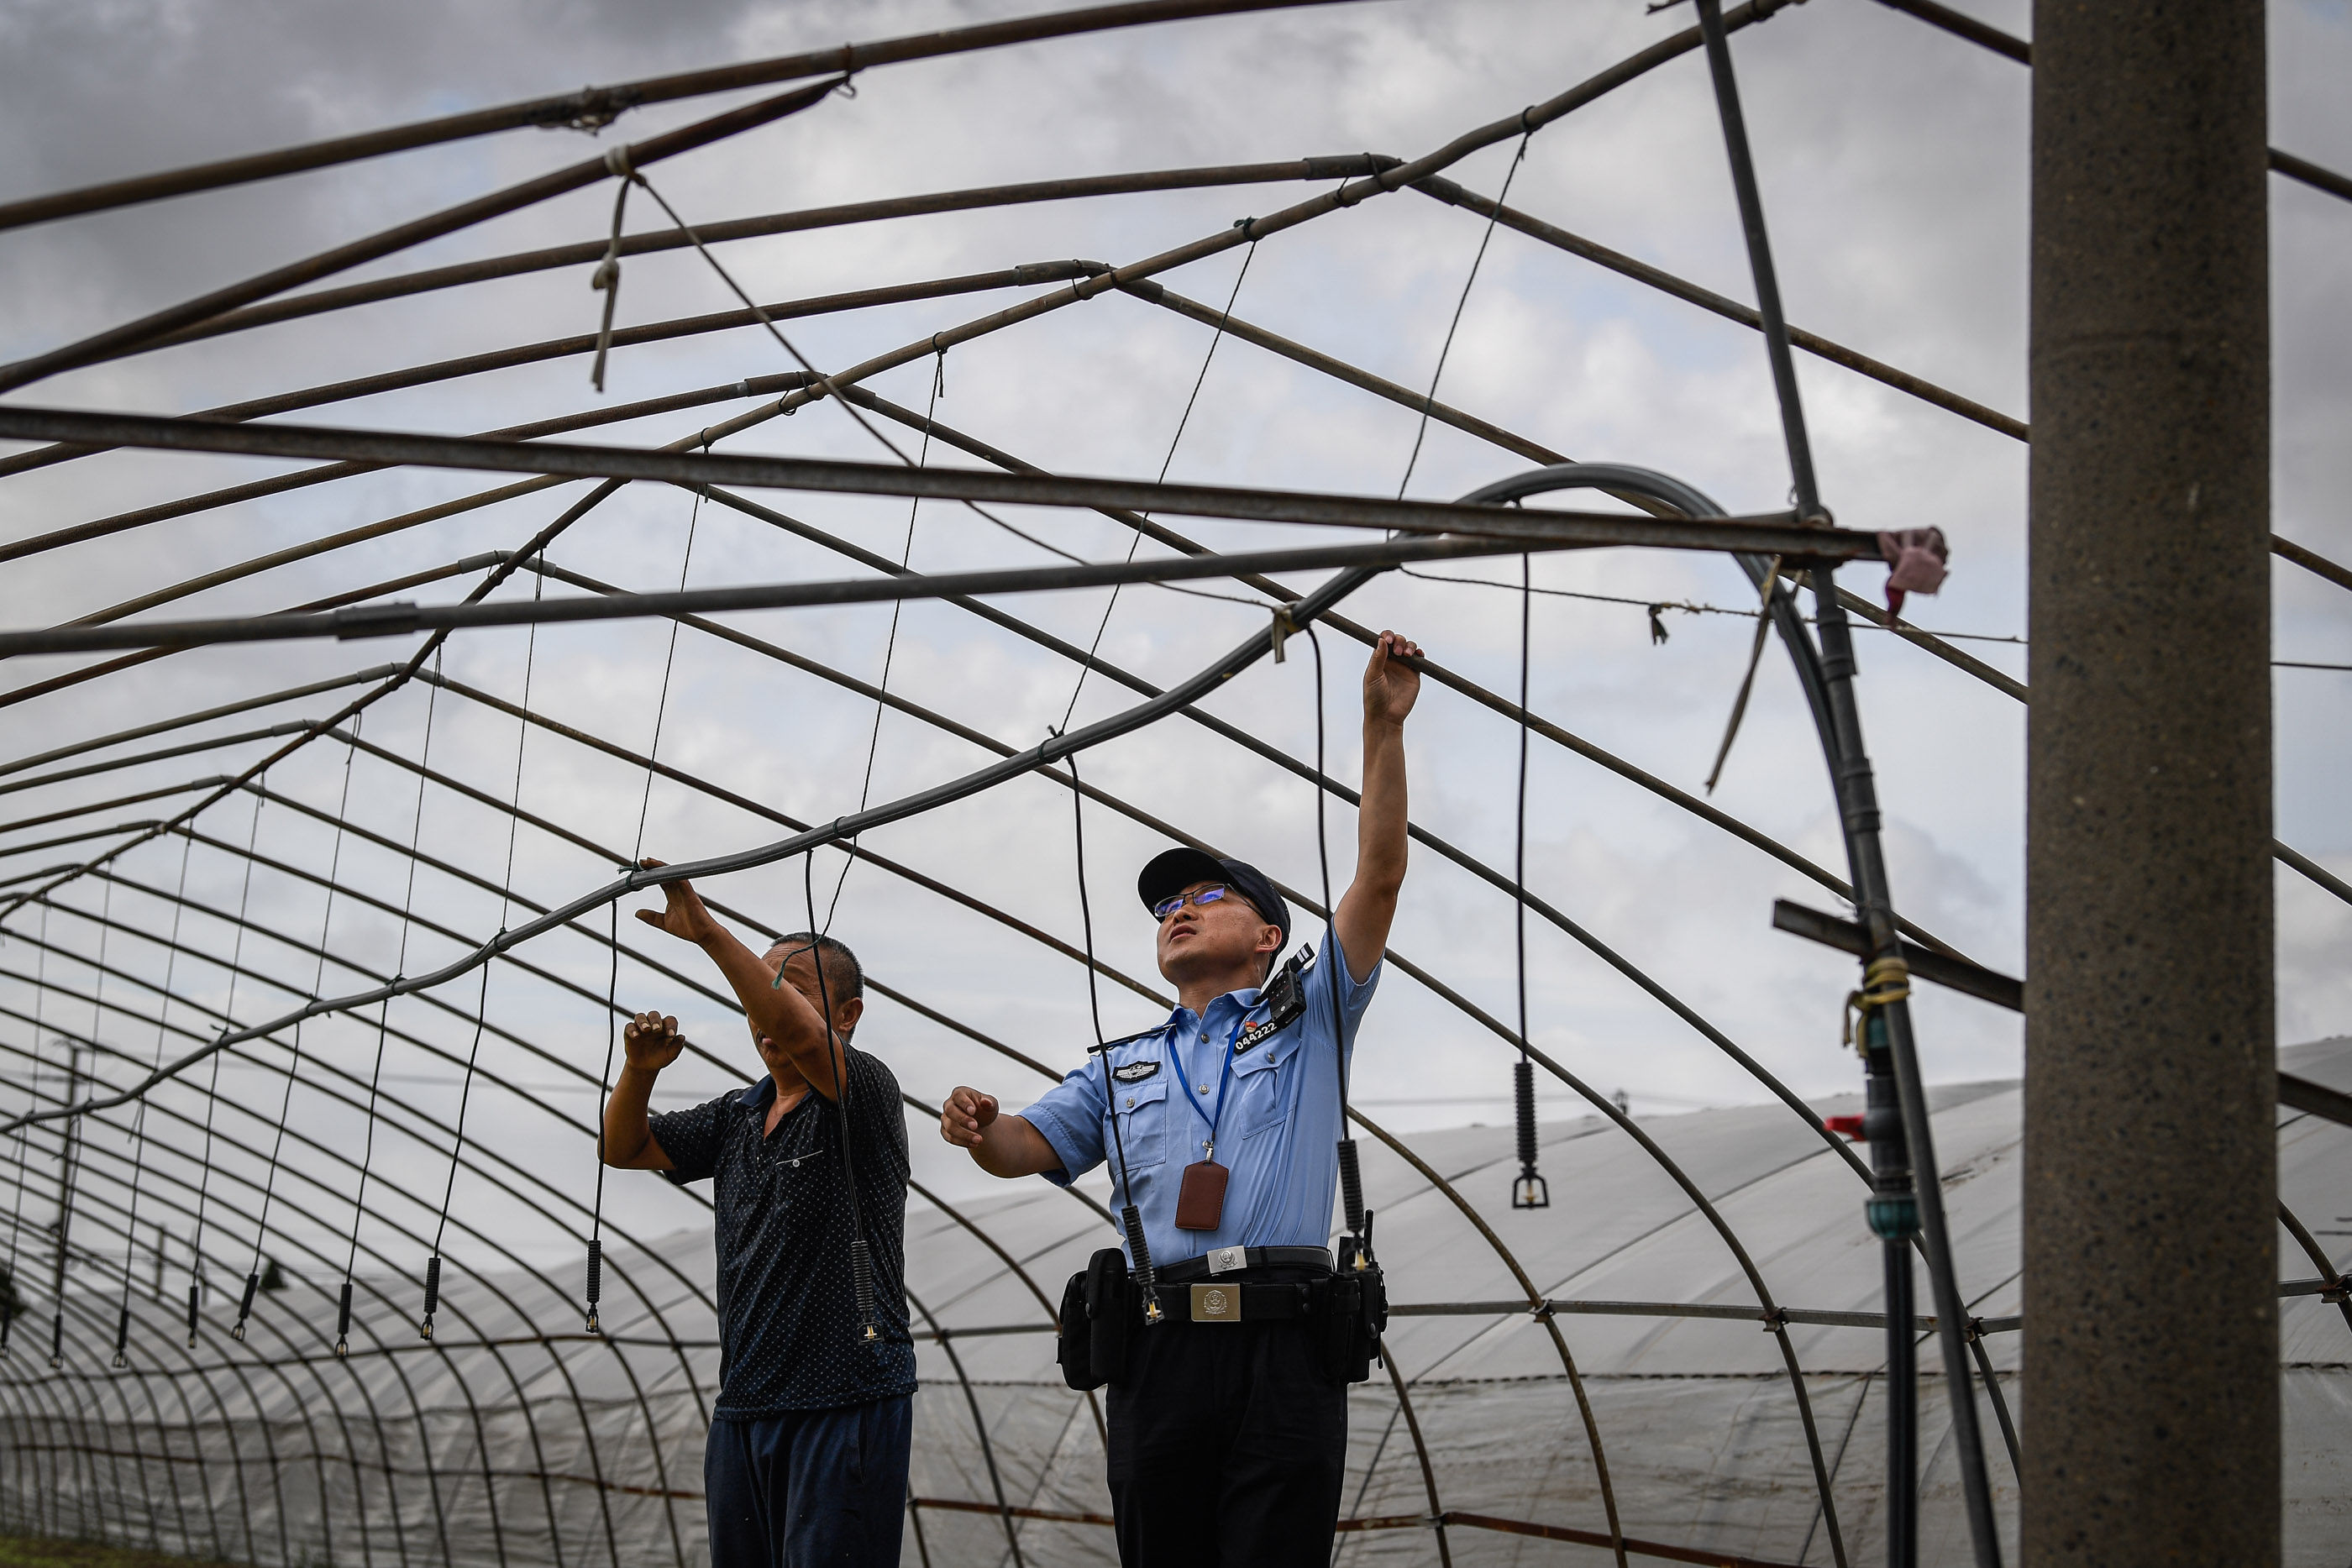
[1136,847,1291,950]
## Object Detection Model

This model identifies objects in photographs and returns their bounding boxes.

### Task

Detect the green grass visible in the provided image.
[0,1537,244,1568]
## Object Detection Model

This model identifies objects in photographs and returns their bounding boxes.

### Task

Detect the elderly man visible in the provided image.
[939,629,1424,1565]
[604,867,913,1568]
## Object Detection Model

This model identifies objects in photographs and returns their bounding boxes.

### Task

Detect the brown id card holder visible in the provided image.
[1174,1156,1230,1230]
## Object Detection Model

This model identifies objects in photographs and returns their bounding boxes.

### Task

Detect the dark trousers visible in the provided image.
[705,1394,912,1568]
[1106,1314,1348,1566]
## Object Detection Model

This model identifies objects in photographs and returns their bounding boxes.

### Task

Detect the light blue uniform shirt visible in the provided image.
[1021,928,1380,1268]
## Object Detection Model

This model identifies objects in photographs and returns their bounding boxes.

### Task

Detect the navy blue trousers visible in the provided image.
[705,1394,912,1568]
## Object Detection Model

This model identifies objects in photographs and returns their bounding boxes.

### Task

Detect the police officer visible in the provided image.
[940,629,1424,1565]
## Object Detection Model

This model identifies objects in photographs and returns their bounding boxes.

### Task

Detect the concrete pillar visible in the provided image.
[2024,2,2275,1564]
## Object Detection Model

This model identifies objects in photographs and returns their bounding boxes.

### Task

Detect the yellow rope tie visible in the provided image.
[1840,955,1914,1054]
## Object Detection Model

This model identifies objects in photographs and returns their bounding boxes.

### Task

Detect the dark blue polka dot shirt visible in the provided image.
[651,1047,916,1416]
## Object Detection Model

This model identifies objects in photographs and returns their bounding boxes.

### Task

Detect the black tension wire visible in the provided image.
[788,350,960,1345]
[1394,128,1530,503]
[627,158,932,469]
[822,347,941,930]
[1061,744,1162,1325]
[1350,114,1547,1206]
[1301,626,1373,1252]
[799,852,878,1344]
[239,709,363,1343]
[1059,236,1258,733]
[0,902,49,1356]
[112,829,197,1367]
[627,168,1230,595]
[189,781,267,1345]
[629,155,1240,614]
[337,657,444,1357]
[425,567,544,1340]
[50,878,111,1369]
[48,1003,87,1371]
[1510,555,1548,1209]
[588,500,698,1335]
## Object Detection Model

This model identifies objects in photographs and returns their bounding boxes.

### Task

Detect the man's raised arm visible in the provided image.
[1334,631,1422,983]
[633,858,848,1098]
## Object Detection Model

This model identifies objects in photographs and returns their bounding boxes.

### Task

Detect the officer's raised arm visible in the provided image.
[1334,630,1421,984]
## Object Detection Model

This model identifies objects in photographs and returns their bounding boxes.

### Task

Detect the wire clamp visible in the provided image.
[1271,607,1297,663]
[1841,955,1913,1054]
[1232,216,1259,241]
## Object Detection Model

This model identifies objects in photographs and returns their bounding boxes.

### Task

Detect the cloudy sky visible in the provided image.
[0,0,2344,1287]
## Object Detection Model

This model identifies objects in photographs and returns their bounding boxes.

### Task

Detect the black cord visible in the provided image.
[1,902,46,1356]
[49,1022,88,1369]
[113,830,196,1366]
[190,782,265,1345]
[799,855,876,1343]
[425,566,542,1339]
[824,355,937,930]
[1061,742,1161,1322]
[52,878,112,1367]
[339,659,442,1356]
[1396,133,1531,501]
[239,711,362,1342]
[586,499,698,1334]
[1060,239,1257,733]
[1511,555,1548,1209]
[1304,625,1368,1245]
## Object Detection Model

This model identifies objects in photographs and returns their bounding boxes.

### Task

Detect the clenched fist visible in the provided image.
[939,1086,999,1149]
[623,1010,685,1073]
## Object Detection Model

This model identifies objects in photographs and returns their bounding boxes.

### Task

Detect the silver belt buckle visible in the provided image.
[1189,1282,1242,1324]
[1206,1245,1247,1276]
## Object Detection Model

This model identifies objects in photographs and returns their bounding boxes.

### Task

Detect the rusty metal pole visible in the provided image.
[2025,3,2275,1564]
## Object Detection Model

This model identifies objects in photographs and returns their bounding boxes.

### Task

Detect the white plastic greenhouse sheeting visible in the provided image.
[7,1041,2349,1568]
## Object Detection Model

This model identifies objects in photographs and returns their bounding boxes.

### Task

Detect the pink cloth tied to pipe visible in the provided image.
[1877,527,1949,616]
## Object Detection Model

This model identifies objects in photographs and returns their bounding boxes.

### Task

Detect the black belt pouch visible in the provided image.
[1058,1247,1132,1391]
[1055,1267,1095,1391]
[1318,1265,1389,1386]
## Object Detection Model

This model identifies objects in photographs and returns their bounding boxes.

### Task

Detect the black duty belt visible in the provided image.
[1177,1278,1324,1324]
[1142,1245,1332,1285]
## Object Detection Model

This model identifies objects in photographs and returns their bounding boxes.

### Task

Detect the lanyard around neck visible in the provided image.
[1164,1011,1250,1159]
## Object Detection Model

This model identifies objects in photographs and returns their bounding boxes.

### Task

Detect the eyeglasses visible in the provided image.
[1151,885,1233,920]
